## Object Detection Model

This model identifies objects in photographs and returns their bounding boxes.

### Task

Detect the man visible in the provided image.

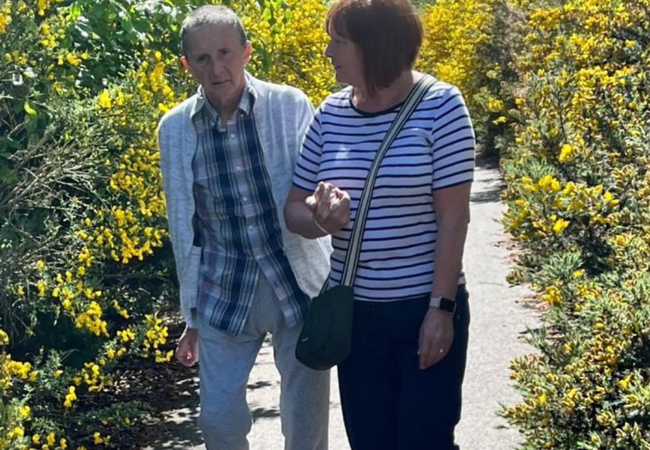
[157,6,331,450]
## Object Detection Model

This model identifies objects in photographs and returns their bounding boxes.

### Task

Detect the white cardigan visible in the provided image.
[157,73,331,328]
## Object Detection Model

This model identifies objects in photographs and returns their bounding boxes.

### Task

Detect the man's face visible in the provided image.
[182,23,252,109]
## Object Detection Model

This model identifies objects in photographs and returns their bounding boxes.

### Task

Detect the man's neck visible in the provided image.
[206,83,246,124]
[207,96,239,124]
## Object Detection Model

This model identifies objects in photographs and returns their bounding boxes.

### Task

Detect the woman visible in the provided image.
[284,0,475,448]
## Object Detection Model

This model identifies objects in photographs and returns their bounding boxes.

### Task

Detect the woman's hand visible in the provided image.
[418,308,454,370]
[305,182,350,234]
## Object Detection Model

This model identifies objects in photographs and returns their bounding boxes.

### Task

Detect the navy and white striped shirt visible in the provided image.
[292,80,475,301]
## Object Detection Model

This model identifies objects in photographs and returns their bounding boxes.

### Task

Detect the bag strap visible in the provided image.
[340,75,436,287]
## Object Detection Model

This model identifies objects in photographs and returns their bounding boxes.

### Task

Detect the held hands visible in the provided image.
[418,308,454,370]
[305,182,351,235]
[175,327,199,367]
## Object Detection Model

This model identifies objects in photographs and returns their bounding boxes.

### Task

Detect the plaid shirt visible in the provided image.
[192,86,310,336]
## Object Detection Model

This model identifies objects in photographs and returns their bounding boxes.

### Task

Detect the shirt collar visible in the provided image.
[190,72,258,124]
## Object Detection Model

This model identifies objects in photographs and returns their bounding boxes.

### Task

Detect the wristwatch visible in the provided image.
[429,296,456,314]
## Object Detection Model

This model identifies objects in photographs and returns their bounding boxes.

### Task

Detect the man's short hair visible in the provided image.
[327,0,423,96]
[181,5,248,56]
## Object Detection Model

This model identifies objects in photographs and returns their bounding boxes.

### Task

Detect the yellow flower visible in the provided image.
[19,405,31,418]
[559,144,573,163]
[539,175,561,192]
[0,329,8,345]
[99,90,112,109]
[487,98,505,112]
[32,434,41,444]
[37,280,47,297]
[542,286,563,306]
[47,431,56,446]
[553,218,570,234]
[618,374,632,390]
[36,260,46,271]
[603,191,620,207]
[0,12,11,35]
[66,53,81,66]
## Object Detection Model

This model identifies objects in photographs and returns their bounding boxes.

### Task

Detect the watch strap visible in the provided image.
[429,296,456,314]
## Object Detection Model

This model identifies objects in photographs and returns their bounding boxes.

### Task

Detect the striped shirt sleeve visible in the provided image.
[430,86,475,190]
[292,111,324,192]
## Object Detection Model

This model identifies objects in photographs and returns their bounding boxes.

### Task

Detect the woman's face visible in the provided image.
[325,23,365,88]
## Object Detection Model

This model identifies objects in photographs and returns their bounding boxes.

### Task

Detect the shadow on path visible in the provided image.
[139,347,284,450]
[470,153,505,204]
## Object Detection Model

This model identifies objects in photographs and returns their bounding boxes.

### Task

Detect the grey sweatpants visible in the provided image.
[197,275,330,450]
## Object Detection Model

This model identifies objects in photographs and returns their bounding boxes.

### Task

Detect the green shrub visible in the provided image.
[500,0,650,448]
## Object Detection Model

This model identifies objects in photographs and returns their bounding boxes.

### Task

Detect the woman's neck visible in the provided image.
[352,70,419,113]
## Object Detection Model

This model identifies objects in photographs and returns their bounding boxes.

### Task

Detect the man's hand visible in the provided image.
[305,182,350,234]
[175,327,199,367]
[418,308,454,370]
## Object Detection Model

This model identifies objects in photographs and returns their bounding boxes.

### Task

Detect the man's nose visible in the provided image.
[211,59,223,76]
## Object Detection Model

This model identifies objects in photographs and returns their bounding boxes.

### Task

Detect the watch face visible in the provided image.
[440,297,456,313]
[429,296,456,313]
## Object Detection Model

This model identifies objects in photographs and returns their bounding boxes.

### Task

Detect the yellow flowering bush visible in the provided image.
[0,0,334,448]
[500,0,650,448]
[418,0,495,104]
[418,0,516,153]
[238,0,335,105]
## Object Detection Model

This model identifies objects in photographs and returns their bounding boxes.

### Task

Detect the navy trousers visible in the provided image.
[338,285,470,450]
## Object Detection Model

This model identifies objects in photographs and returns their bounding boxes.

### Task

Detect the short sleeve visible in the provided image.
[430,86,475,190]
[292,110,324,192]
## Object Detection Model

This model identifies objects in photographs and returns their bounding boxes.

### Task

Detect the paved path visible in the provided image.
[145,157,538,450]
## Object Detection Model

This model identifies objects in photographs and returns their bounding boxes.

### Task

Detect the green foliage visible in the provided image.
[0,0,335,448]
[500,0,650,448]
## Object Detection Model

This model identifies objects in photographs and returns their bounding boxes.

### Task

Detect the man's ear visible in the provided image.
[243,41,253,63]
[180,56,190,70]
